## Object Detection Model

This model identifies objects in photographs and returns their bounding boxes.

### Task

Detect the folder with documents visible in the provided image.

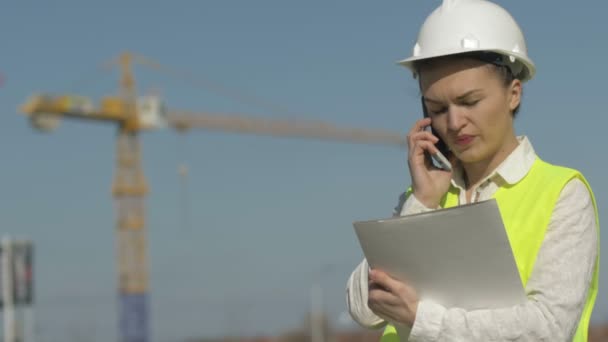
[353,199,526,310]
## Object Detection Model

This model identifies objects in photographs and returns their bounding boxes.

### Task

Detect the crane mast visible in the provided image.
[113,53,150,342]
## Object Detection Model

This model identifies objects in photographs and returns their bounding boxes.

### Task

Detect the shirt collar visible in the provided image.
[450,136,537,189]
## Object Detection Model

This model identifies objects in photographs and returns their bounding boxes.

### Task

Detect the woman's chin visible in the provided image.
[455,150,485,165]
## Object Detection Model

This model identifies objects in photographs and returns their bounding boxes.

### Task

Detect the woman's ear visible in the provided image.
[508,79,522,111]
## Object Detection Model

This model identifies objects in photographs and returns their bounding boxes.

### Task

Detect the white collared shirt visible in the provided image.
[346,136,598,341]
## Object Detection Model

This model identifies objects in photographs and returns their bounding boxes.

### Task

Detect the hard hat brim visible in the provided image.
[397,48,536,82]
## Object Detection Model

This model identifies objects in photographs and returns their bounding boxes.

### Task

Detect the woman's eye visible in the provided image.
[463,99,480,107]
[431,107,447,115]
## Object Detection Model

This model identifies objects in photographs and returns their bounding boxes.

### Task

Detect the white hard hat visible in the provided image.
[398,0,536,82]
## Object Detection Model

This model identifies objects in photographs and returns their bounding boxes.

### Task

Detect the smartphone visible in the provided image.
[421,97,452,171]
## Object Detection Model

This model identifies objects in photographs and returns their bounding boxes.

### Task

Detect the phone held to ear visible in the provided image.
[421,97,453,172]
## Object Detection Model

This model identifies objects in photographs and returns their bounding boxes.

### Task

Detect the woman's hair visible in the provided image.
[414,52,522,117]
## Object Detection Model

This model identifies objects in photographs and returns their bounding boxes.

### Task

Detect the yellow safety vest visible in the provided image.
[380,158,600,342]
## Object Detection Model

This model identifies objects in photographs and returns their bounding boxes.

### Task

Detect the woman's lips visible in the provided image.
[455,135,474,146]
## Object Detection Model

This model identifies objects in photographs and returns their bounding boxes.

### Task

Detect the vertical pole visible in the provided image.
[24,306,35,342]
[25,241,35,342]
[310,277,323,342]
[2,237,16,342]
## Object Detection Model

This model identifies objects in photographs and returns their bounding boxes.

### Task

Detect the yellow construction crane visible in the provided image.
[19,52,406,342]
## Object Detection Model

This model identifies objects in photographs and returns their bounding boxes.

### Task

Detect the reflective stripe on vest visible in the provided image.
[381,158,600,342]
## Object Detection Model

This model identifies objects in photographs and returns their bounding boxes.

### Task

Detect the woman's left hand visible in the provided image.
[368,269,419,327]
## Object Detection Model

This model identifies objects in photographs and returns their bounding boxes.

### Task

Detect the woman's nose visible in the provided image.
[447,106,466,131]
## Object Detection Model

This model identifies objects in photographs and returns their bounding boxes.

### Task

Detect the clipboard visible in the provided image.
[353,199,526,310]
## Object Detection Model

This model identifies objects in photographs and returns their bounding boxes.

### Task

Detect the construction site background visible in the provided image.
[187,324,608,342]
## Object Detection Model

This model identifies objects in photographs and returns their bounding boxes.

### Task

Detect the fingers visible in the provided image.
[408,117,432,137]
[369,269,400,293]
[411,139,440,156]
[368,278,401,317]
[367,270,418,325]
[368,286,399,309]
[409,140,441,170]
[407,120,441,164]
[406,118,433,145]
[368,282,384,292]
[408,130,439,148]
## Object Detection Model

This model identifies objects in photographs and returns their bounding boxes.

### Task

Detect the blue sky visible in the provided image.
[1,1,607,341]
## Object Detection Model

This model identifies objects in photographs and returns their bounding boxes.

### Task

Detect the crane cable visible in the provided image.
[129,54,299,118]
[177,134,191,232]
[62,60,116,95]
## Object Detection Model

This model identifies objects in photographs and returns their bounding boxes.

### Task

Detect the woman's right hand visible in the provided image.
[407,117,454,208]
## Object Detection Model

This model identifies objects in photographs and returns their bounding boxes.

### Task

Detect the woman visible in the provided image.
[346,1,600,341]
